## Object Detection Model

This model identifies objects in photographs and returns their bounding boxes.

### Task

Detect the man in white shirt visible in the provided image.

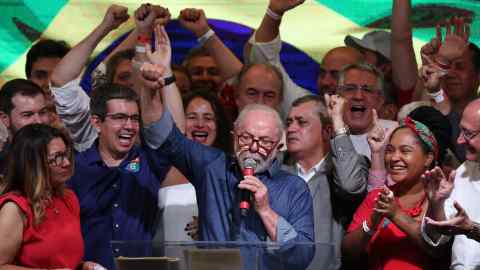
[283,94,368,269]
[422,98,480,270]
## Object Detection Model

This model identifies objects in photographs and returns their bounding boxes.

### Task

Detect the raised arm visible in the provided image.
[50,5,129,151]
[326,94,368,197]
[391,0,418,91]
[50,5,129,87]
[254,0,305,43]
[366,110,394,190]
[418,18,470,113]
[179,8,243,81]
[144,25,185,132]
[246,0,310,116]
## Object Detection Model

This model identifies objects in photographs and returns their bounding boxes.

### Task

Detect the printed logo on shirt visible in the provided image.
[125,157,140,173]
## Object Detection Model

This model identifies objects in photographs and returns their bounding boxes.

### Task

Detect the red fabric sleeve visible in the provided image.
[347,189,382,233]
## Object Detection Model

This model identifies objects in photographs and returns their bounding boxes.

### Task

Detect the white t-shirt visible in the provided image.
[156,183,198,241]
[350,119,398,160]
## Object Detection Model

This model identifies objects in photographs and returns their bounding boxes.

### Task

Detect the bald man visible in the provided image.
[316,47,364,96]
[244,0,364,117]
[422,98,480,269]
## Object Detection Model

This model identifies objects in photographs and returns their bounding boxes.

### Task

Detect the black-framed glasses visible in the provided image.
[236,132,278,150]
[460,127,480,141]
[338,84,379,94]
[48,151,71,167]
[105,113,141,126]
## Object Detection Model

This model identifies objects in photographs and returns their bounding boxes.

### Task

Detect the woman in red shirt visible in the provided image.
[342,117,445,270]
[0,124,100,270]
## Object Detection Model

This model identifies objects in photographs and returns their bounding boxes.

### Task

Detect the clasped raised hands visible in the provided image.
[135,4,171,34]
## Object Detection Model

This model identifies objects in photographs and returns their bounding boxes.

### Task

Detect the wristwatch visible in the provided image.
[334,126,349,137]
[163,75,176,86]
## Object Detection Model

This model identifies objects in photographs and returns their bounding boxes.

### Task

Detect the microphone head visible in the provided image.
[243,158,257,169]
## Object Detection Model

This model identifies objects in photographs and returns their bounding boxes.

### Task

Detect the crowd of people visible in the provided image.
[0,0,479,269]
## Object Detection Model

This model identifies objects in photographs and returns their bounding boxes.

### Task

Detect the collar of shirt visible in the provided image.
[296,156,327,183]
[83,139,140,167]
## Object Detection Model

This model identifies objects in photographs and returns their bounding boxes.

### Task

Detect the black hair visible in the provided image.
[182,89,233,153]
[105,49,135,84]
[0,79,45,115]
[90,83,139,120]
[25,39,70,78]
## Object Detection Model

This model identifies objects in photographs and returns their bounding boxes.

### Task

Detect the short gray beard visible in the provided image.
[236,150,277,174]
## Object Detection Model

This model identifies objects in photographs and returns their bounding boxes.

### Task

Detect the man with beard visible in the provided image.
[49,5,185,270]
[143,99,315,269]
[422,98,480,269]
[0,79,51,171]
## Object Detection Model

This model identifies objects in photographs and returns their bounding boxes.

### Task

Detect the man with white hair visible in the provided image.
[143,99,315,269]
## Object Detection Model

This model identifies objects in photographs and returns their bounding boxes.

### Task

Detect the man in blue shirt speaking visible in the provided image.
[143,83,315,269]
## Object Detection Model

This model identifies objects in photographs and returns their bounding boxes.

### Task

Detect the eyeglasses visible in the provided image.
[236,132,278,150]
[105,113,141,126]
[48,151,71,167]
[337,84,379,94]
[460,127,480,141]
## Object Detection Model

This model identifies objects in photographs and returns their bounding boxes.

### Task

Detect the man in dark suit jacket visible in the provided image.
[284,94,369,270]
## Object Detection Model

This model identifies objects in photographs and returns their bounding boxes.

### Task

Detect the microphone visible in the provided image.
[240,158,257,217]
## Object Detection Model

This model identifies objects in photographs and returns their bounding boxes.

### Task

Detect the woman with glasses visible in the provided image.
[342,117,447,270]
[154,89,232,242]
[0,124,99,270]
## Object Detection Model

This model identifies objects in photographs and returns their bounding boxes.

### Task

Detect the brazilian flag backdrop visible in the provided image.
[1,0,480,89]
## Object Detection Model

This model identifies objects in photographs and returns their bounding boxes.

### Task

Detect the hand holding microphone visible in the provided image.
[238,159,271,216]
[239,158,256,216]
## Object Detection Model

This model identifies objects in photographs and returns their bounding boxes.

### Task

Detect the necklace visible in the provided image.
[394,193,427,217]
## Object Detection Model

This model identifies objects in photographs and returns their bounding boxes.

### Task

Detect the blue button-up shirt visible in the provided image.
[68,141,170,270]
[144,111,315,269]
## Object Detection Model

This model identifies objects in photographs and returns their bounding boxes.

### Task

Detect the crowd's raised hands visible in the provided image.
[178,8,210,37]
[134,4,171,34]
[145,25,172,70]
[367,109,393,154]
[324,94,347,132]
[421,17,470,69]
[101,4,129,32]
